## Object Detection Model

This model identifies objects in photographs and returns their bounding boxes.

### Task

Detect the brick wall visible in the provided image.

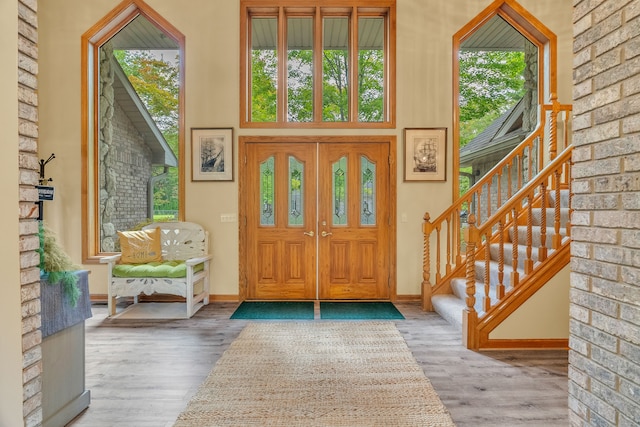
[570,1,640,426]
[18,0,43,425]
[109,100,153,235]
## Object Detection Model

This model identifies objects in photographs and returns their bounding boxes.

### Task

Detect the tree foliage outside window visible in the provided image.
[243,3,392,126]
[457,50,526,197]
[249,48,385,123]
[458,50,525,146]
[113,49,180,215]
[287,49,313,122]
[252,49,278,122]
[322,50,350,122]
[358,49,384,122]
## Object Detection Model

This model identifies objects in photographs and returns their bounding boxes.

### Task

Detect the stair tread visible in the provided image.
[431,294,464,331]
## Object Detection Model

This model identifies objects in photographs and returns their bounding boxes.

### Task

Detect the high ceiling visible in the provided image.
[461,15,527,51]
[109,15,178,50]
[109,13,525,53]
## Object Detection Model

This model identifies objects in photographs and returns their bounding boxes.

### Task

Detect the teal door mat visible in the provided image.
[320,302,405,320]
[230,301,315,319]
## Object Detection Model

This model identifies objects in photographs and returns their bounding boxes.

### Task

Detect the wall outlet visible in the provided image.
[220,213,237,223]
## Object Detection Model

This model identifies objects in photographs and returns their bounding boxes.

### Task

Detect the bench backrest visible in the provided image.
[142,222,209,261]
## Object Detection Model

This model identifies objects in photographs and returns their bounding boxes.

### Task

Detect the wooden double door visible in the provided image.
[242,139,393,300]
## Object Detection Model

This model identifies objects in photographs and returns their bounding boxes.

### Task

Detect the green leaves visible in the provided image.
[458,50,526,146]
[459,50,525,121]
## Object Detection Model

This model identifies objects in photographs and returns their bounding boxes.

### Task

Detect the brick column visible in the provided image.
[570,1,640,425]
[18,0,43,425]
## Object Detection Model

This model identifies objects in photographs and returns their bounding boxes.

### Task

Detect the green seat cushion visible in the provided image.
[113,261,204,279]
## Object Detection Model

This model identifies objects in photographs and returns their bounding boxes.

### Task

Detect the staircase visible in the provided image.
[431,187,571,332]
[421,98,573,350]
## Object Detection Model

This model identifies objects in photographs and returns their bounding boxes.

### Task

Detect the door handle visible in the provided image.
[321,231,333,237]
[303,231,315,237]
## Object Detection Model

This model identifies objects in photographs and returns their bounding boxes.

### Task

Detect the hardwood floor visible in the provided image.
[68,301,569,427]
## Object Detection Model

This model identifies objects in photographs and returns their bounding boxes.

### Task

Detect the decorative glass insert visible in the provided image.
[288,156,304,226]
[358,17,384,122]
[287,17,314,122]
[361,156,376,225]
[332,156,347,225]
[323,17,349,122]
[260,156,275,226]
[251,17,278,122]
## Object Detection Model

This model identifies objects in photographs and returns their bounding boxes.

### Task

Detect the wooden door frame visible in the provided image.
[238,135,397,302]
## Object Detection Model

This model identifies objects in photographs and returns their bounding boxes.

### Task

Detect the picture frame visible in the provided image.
[404,128,447,181]
[191,128,233,181]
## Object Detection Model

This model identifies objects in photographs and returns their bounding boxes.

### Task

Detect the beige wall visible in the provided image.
[490,265,570,339]
[38,0,574,298]
[0,0,25,424]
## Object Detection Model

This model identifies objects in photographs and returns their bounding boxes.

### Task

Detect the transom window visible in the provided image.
[240,0,396,128]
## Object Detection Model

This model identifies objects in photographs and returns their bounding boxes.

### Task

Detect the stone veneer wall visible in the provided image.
[570,1,640,425]
[99,44,152,252]
[18,0,44,425]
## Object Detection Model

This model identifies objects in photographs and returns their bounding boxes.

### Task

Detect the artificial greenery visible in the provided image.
[38,221,81,306]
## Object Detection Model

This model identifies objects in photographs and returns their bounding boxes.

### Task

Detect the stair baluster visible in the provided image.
[446,220,452,275]
[435,223,442,282]
[567,164,573,239]
[525,192,534,274]
[511,207,520,287]
[484,235,491,312]
[539,183,548,262]
[549,93,559,161]
[506,163,513,199]
[463,214,479,349]
[422,213,433,311]
[553,171,562,249]
[497,220,505,299]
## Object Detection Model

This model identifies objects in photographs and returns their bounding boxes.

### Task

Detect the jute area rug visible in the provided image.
[174,322,455,426]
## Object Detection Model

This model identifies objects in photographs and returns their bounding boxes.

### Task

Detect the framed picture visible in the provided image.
[191,128,233,181]
[404,128,447,181]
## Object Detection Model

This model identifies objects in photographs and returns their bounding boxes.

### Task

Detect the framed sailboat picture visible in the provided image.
[403,128,447,181]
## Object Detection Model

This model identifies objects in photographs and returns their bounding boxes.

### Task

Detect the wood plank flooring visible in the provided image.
[67,302,569,427]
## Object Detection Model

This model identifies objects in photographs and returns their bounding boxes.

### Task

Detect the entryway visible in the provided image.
[239,136,397,301]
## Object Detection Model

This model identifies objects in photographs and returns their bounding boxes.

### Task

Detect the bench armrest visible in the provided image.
[185,254,213,266]
[100,254,122,265]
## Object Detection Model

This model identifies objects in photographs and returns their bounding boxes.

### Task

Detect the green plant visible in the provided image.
[38,221,80,306]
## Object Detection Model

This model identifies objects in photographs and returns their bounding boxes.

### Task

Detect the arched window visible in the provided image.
[453,0,557,200]
[81,1,185,259]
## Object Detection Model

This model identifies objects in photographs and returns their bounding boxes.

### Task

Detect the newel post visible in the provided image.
[422,213,433,311]
[462,214,479,349]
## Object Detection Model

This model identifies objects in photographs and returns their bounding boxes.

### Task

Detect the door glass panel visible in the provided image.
[361,156,376,225]
[288,156,304,226]
[323,17,349,122]
[332,156,347,225]
[287,17,314,122]
[260,156,275,226]
[358,17,384,122]
[251,17,278,122]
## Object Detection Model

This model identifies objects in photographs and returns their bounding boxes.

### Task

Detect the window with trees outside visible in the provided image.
[82,4,184,259]
[240,0,396,128]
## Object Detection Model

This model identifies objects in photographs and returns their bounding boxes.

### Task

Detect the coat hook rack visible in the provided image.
[39,153,55,185]
[36,153,55,220]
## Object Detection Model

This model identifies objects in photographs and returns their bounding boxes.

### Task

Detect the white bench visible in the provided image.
[100,222,212,318]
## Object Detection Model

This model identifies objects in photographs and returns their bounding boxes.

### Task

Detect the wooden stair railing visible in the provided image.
[422,96,572,311]
[462,147,572,349]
